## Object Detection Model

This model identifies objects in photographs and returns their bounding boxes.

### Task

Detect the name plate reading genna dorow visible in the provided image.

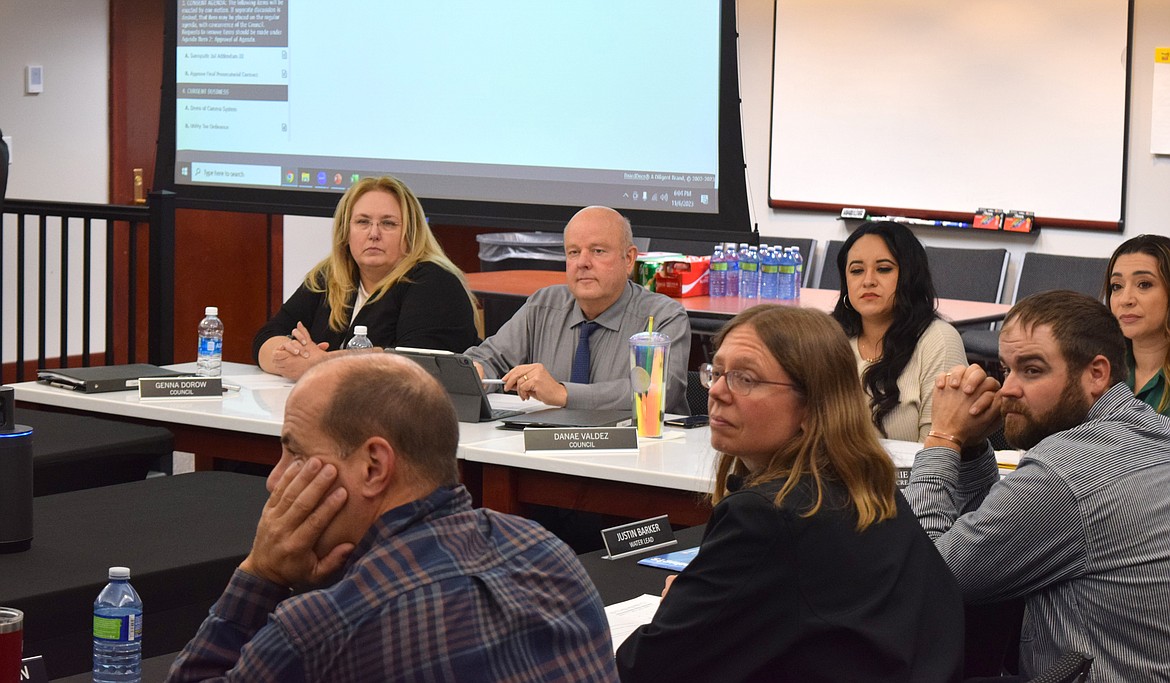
[139,376,222,400]
[601,514,677,560]
[20,655,48,683]
[523,427,638,452]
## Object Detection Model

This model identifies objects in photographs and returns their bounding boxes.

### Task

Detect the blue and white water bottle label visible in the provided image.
[198,337,222,355]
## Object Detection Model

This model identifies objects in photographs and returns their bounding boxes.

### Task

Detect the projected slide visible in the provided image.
[174,0,721,214]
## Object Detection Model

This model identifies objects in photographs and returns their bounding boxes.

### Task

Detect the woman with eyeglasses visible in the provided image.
[616,305,964,682]
[1104,234,1170,415]
[254,176,479,380]
[831,221,967,442]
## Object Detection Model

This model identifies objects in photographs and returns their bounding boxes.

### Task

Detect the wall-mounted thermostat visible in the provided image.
[26,65,43,94]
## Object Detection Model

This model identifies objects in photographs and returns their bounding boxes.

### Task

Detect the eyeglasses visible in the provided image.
[350,218,400,232]
[699,363,798,396]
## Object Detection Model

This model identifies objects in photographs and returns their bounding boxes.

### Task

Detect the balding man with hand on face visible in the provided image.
[167,353,617,683]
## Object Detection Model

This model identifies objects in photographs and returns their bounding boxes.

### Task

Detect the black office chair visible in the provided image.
[924,246,1010,334]
[817,241,1008,301]
[816,239,846,291]
[647,236,724,257]
[1026,652,1093,683]
[962,252,1111,363]
[924,246,1010,304]
[964,651,1093,683]
[685,369,709,416]
[763,237,815,287]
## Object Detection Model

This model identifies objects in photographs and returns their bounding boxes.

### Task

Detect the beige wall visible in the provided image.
[0,0,109,202]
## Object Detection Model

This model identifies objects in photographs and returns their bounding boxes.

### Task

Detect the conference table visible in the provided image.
[0,472,268,680]
[466,270,1013,327]
[49,527,713,683]
[10,363,551,472]
[10,363,717,521]
[12,363,289,471]
[10,362,935,528]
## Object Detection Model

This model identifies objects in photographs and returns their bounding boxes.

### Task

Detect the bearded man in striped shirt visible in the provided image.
[906,290,1170,682]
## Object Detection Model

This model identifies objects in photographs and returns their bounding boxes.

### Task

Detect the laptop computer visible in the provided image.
[37,363,186,393]
[390,349,524,423]
[499,408,633,431]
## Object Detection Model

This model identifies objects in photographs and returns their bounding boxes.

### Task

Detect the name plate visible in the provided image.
[20,655,48,683]
[601,514,677,560]
[895,466,911,489]
[139,376,222,400]
[523,427,638,452]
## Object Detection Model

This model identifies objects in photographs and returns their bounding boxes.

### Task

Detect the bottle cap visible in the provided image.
[108,566,130,580]
[205,306,218,316]
[354,325,368,335]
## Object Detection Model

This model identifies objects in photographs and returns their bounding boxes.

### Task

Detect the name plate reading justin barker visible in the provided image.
[139,376,222,400]
[601,514,677,560]
[523,427,638,452]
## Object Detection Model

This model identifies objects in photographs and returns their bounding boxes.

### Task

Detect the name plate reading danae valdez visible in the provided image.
[601,514,677,560]
[523,427,638,452]
[139,376,222,400]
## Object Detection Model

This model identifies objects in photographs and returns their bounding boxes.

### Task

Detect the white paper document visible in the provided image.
[604,594,661,653]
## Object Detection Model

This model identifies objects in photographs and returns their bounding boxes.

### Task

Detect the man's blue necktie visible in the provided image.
[570,321,600,384]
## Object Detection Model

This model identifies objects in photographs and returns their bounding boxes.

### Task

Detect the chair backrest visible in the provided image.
[1013,252,1111,302]
[772,237,816,286]
[817,239,846,291]
[924,246,1009,303]
[646,236,725,257]
[685,369,709,416]
[1024,651,1093,683]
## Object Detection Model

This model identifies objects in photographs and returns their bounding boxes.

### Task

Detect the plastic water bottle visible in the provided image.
[724,242,740,297]
[708,244,727,298]
[196,306,223,377]
[347,325,373,350]
[778,248,797,301]
[760,246,780,299]
[740,245,759,299]
[93,566,142,683]
[790,246,804,300]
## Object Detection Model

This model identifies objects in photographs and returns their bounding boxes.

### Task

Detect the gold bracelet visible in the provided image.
[927,430,963,449]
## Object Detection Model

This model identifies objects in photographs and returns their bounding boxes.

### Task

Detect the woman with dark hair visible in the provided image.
[615,305,963,683]
[254,176,480,380]
[831,221,967,441]
[1104,234,1170,415]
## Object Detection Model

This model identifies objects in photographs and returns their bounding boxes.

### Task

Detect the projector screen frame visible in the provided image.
[154,0,753,239]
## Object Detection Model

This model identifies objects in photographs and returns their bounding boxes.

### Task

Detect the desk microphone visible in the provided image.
[0,386,33,553]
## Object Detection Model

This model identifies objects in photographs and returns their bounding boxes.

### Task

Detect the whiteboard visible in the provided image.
[768,0,1131,230]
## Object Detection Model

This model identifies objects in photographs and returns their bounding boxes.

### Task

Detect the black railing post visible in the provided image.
[148,190,177,364]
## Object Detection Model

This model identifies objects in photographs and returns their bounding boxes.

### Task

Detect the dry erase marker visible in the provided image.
[868,215,970,229]
[481,379,505,386]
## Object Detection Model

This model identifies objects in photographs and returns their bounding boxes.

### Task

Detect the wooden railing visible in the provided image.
[0,192,176,384]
